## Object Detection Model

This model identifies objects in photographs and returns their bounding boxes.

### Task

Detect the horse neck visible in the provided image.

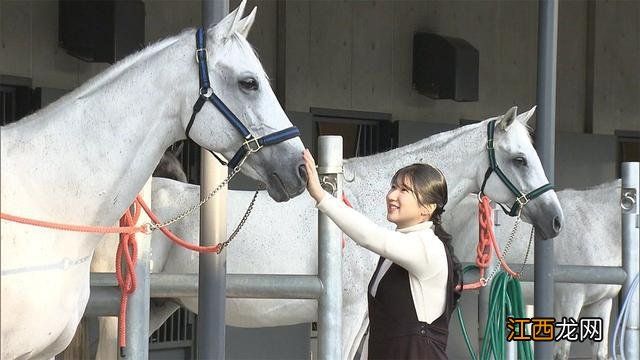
[345,122,488,210]
[1,33,195,224]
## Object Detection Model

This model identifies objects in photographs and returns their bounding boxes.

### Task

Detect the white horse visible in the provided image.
[94,106,564,359]
[0,1,307,358]
[446,180,621,360]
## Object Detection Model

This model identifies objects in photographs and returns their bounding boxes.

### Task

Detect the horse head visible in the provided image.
[477,106,563,239]
[179,0,306,202]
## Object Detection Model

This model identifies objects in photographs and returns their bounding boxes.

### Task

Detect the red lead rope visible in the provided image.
[116,201,141,353]
[116,195,224,356]
[116,193,353,353]
[463,195,520,290]
[135,196,223,253]
[463,196,493,290]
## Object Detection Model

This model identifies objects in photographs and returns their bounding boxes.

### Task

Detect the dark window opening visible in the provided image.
[310,107,396,158]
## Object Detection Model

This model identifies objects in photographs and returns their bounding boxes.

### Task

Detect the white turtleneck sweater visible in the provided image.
[316,193,448,324]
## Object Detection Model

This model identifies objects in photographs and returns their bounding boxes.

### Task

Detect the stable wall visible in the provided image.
[281,0,638,134]
[1,1,637,135]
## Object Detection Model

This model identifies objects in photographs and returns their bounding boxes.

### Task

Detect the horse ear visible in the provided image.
[517,105,536,126]
[496,106,518,131]
[236,6,257,38]
[228,0,248,38]
[210,0,247,41]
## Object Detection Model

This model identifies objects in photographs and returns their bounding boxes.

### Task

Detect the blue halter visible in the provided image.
[479,119,554,217]
[185,28,300,169]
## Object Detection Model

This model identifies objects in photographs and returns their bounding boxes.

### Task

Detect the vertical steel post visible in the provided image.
[199,1,229,359]
[120,180,152,359]
[621,162,639,359]
[478,286,489,353]
[534,1,558,359]
[317,136,343,360]
[506,335,517,360]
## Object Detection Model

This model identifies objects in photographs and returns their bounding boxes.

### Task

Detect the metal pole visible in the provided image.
[460,264,628,285]
[478,285,490,353]
[87,274,323,317]
[317,136,343,360]
[621,162,639,359]
[120,180,152,359]
[152,274,324,299]
[534,0,558,359]
[198,151,228,360]
[199,3,229,359]
[506,336,517,360]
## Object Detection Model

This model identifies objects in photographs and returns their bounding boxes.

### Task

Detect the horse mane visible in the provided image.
[73,30,266,100]
[344,120,488,167]
[74,29,192,99]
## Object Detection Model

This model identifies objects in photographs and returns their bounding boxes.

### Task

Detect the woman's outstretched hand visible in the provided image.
[303,149,326,203]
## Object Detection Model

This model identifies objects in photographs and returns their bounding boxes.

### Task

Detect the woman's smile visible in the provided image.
[387,202,400,213]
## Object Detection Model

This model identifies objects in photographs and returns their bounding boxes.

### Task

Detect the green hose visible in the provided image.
[457,267,533,360]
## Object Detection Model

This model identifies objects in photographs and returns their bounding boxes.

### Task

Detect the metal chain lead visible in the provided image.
[215,188,259,254]
[519,226,535,276]
[148,163,245,231]
[485,215,522,284]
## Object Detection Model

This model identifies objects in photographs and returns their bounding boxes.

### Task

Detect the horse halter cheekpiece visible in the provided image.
[479,119,554,217]
[185,28,300,169]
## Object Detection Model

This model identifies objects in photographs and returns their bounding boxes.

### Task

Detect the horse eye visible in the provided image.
[239,78,259,91]
[514,157,528,166]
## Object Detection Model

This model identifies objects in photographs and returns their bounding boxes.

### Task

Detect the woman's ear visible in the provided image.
[421,203,437,217]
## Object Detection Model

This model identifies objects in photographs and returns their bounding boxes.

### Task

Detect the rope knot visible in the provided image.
[115,201,142,352]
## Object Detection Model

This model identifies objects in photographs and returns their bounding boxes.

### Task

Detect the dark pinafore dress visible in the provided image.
[367,247,455,360]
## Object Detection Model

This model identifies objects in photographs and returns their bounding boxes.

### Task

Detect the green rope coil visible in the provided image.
[457,267,533,360]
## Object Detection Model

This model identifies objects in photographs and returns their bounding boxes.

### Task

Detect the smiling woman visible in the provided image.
[303,149,462,359]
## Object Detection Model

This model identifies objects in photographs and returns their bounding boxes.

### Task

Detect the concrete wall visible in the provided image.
[2,1,637,134]
[0,0,274,91]
[281,0,638,135]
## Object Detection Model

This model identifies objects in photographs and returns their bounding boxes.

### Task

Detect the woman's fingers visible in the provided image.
[303,149,317,177]
[302,149,324,202]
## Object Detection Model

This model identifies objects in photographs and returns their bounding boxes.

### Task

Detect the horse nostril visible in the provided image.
[553,216,562,233]
[298,164,308,182]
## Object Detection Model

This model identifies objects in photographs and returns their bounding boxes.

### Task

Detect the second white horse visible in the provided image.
[95,106,563,359]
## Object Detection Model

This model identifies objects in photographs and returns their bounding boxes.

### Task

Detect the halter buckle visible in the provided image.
[195,48,208,63]
[486,139,494,150]
[516,194,529,207]
[243,137,263,153]
[200,87,213,98]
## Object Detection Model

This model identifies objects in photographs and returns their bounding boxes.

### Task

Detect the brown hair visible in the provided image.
[391,163,463,306]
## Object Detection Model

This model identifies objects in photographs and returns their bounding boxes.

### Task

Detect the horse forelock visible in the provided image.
[510,120,534,145]
[222,33,269,80]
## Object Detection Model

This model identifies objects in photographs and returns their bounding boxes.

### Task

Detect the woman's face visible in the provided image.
[386,178,432,229]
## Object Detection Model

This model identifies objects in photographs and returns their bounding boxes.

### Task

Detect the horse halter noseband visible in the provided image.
[185,28,300,169]
[479,119,554,217]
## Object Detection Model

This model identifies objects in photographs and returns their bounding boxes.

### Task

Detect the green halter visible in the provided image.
[480,119,554,217]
